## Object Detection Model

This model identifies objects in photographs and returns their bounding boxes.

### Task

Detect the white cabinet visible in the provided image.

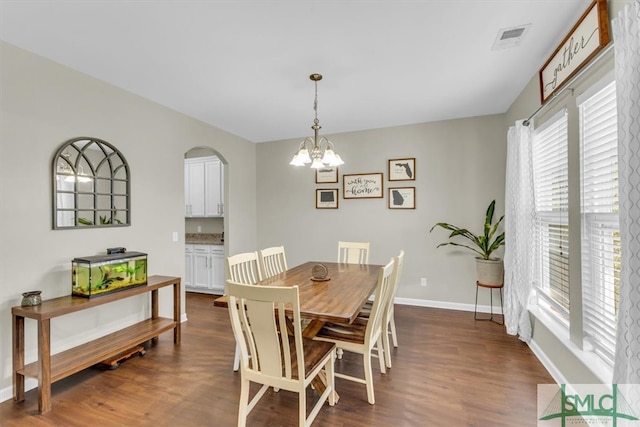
[205,158,224,217]
[185,156,224,217]
[192,245,211,288]
[211,249,225,292]
[185,244,224,293]
[184,161,205,217]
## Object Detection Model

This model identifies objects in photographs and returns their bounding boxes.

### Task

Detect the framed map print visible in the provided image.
[388,158,415,181]
[389,187,415,209]
[316,189,338,209]
[315,167,338,183]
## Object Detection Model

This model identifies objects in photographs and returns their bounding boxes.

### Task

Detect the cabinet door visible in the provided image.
[192,246,211,288]
[205,158,223,217]
[210,249,225,292]
[184,245,194,287]
[185,161,206,217]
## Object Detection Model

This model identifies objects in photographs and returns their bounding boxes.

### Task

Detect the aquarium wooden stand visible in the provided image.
[11,275,181,414]
[100,345,146,370]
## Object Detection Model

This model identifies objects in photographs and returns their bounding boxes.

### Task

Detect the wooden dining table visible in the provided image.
[214,261,382,400]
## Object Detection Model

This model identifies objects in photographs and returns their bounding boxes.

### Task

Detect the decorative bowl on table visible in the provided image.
[311,264,330,282]
[21,291,42,306]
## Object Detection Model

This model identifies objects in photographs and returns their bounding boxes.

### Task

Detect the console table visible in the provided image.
[12,275,181,413]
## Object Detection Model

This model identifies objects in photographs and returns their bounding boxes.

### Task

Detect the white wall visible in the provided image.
[256,115,507,305]
[0,41,258,399]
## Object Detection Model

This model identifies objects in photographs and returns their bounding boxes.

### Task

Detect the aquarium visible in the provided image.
[72,251,147,298]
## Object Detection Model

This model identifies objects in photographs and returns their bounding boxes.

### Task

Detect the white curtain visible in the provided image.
[504,120,535,342]
[613,0,640,385]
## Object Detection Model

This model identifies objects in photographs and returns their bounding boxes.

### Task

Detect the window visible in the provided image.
[532,110,570,322]
[578,76,620,366]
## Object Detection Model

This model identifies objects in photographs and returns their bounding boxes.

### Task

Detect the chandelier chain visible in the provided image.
[314,80,319,123]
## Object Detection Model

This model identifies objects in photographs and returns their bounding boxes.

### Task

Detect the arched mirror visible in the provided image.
[53,137,130,229]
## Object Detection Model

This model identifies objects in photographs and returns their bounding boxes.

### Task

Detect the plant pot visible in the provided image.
[475,258,504,285]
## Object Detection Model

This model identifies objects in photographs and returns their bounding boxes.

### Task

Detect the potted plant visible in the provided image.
[430,200,505,285]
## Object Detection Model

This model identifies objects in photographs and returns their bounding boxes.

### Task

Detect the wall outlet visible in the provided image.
[420,277,427,287]
[172,231,179,242]
[197,226,202,232]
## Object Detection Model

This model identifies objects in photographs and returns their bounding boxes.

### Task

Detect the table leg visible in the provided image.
[151,289,159,319]
[173,281,181,344]
[38,319,52,413]
[302,319,325,339]
[151,289,159,344]
[12,315,25,403]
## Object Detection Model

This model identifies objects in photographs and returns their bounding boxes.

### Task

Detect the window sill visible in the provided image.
[528,305,613,384]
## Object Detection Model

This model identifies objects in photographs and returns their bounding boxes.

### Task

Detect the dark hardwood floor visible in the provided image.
[0,292,553,426]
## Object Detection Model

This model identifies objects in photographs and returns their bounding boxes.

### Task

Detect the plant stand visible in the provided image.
[474,281,504,325]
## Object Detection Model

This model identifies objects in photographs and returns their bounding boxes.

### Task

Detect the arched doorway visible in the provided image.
[184,146,227,295]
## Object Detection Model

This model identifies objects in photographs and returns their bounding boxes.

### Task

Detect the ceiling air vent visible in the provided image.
[492,24,531,50]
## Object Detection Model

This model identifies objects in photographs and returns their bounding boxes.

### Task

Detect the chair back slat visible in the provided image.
[338,241,370,264]
[227,252,262,285]
[259,246,288,279]
[243,299,283,376]
[227,281,303,381]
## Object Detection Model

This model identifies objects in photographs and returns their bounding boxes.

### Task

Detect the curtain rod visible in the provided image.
[522,42,614,126]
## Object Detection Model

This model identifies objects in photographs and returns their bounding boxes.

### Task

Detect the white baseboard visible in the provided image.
[394,296,501,315]
[0,378,38,404]
[528,339,565,385]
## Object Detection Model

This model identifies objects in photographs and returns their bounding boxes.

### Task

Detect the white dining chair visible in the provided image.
[337,241,370,264]
[313,258,394,405]
[227,251,262,371]
[227,281,336,427]
[259,246,288,279]
[382,250,404,367]
[359,250,404,368]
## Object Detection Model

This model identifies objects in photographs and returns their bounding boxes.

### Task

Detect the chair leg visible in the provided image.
[377,337,386,374]
[298,386,306,427]
[363,349,375,405]
[382,323,392,368]
[233,344,241,372]
[238,379,250,427]
[328,351,336,406]
[390,312,398,348]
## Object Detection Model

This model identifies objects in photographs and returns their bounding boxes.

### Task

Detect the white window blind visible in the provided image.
[579,78,619,366]
[532,110,570,321]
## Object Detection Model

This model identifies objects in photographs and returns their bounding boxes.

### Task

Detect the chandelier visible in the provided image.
[289,74,344,169]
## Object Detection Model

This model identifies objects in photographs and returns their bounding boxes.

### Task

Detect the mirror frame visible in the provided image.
[52,137,131,229]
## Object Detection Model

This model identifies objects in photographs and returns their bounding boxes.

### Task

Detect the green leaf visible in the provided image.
[430,199,505,260]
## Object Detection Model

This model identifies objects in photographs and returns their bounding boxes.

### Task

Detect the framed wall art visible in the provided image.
[539,0,610,104]
[315,166,338,183]
[343,173,383,199]
[389,187,415,209]
[388,158,415,181]
[316,189,338,209]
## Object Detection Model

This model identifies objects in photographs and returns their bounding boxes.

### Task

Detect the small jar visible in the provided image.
[21,291,42,307]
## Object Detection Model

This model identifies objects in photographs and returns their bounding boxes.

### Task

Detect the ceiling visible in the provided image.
[0,0,592,143]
